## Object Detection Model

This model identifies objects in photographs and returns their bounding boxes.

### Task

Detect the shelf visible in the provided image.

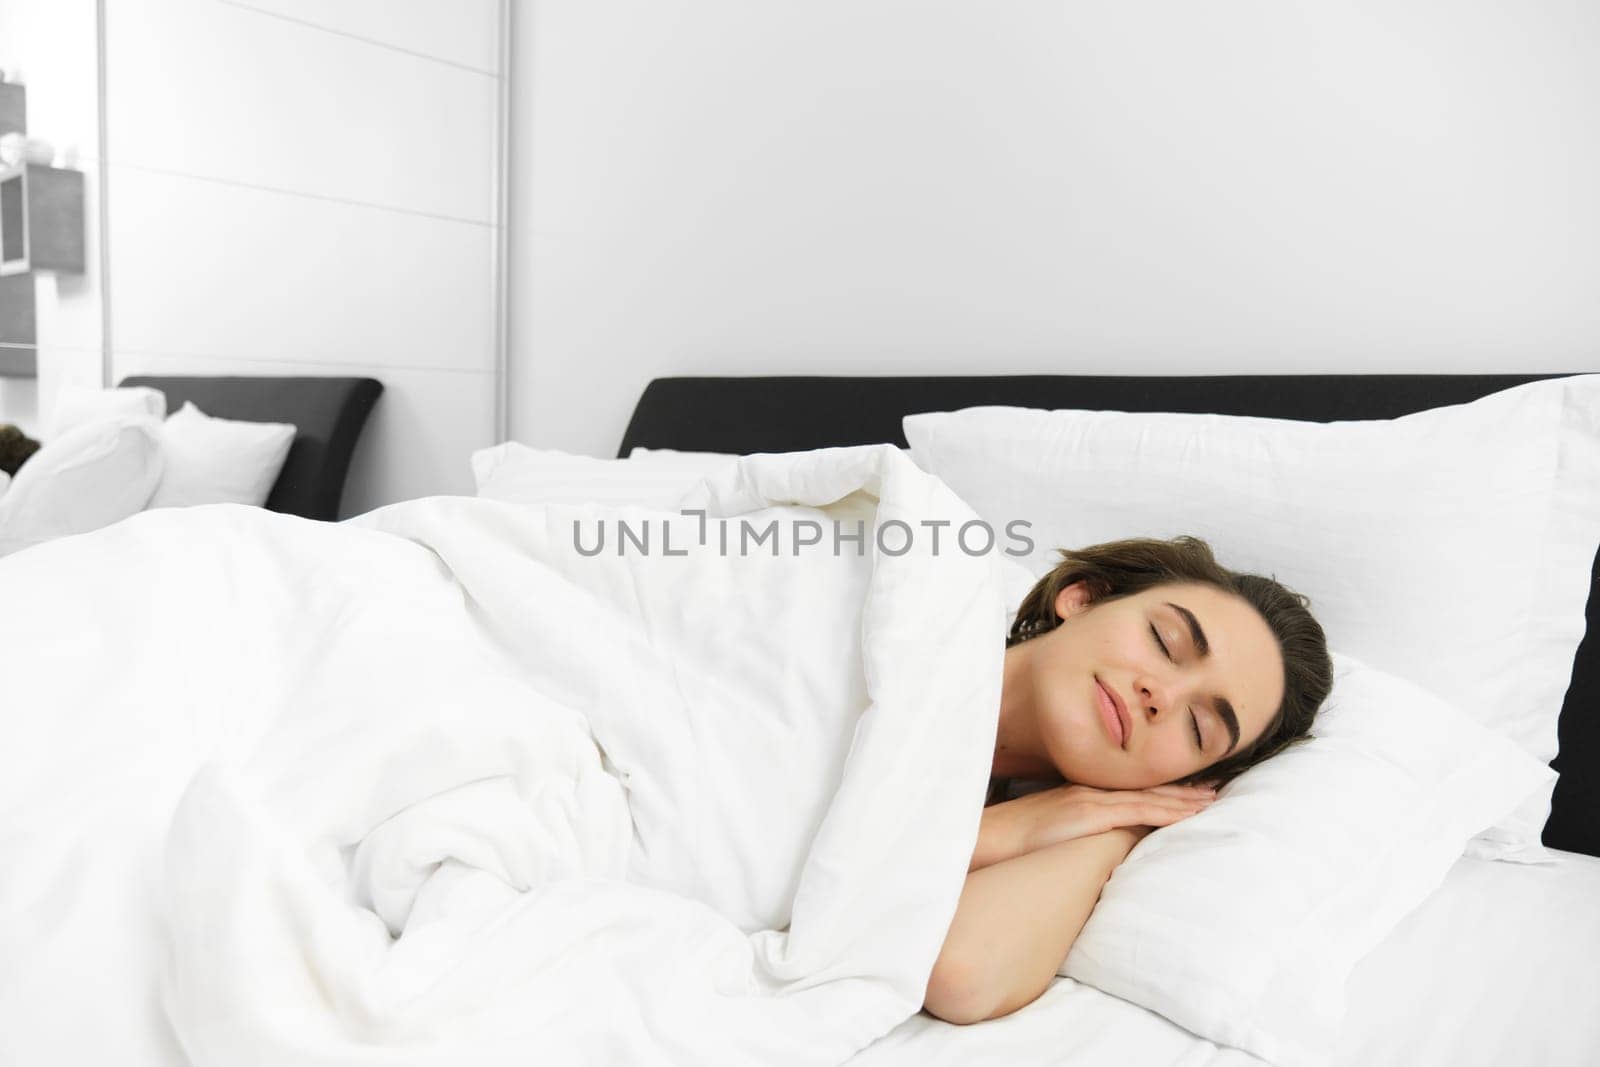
[0,272,36,378]
[0,82,23,139]
[0,163,86,276]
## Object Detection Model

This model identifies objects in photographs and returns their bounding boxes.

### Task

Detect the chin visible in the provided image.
[1053,749,1124,790]
[1082,770,1146,790]
[1056,748,1165,791]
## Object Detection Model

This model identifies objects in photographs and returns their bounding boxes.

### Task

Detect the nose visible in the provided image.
[1136,674,1177,721]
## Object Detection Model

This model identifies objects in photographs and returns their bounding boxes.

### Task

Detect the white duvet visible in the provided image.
[0,445,1004,1067]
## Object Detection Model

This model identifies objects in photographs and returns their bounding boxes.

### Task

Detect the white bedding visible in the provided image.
[0,444,1002,1066]
[1,438,1593,1067]
[850,849,1600,1067]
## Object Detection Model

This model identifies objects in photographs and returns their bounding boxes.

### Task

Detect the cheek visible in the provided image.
[1033,673,1099,773]
[1037,678,1083,750]
[1148,735,1198,779]
[1127,718,1203,785]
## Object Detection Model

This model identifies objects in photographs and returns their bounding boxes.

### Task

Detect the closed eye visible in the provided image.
[1149,623,1172,661]
[1153,623,1201,750]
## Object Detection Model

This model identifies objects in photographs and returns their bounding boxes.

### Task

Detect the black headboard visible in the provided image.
[619,374,1598,858]
[118,375,383,522]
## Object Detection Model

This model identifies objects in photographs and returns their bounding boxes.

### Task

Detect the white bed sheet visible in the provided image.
[850,849,1600,1067]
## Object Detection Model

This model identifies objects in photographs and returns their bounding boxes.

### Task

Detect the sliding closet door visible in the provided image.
[102,0,507,514]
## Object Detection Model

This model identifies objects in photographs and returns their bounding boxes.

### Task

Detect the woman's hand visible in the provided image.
[971,781,1217,871]
[1015,782,1216,854]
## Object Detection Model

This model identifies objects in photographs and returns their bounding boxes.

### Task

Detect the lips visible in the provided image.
[1095,677,1131,750]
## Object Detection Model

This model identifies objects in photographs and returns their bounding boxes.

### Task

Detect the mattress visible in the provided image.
[849,849,1600,1067]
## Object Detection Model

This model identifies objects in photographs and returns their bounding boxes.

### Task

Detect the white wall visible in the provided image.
[0,0,104,435]
[105,0,504,514]
[508,0,1600,459]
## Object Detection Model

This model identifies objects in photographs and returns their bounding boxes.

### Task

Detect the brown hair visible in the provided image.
[1008,535,1332,786]
[0,424,40,478]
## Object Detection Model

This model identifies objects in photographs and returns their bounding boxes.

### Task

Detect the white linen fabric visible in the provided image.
[148,400,296,508]
[0,414,164,556]
[0,444,1003,1067]
[1330,848,1600,1067]
[47,383,167,436]
[628,446,742,462]
[0,468,9,499]
[473,442,737,510]
[1061,653,1552,1067]
[629,447,917,465]
[849,850,1600,1067]
[904,376,1600,859]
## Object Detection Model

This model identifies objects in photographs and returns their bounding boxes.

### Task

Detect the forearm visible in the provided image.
[928,827,1142,1024]
[968,795,1033,872]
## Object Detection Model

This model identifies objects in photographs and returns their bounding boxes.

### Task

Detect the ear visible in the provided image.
[1052,581,1094,621]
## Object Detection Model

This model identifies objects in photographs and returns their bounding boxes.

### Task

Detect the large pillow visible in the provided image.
[1060,652,1554,1067]
[47,384,166,437]
[0,416,164,556]
[905,376,1600,857]
[148,402,296,509]
[472,443,738,510]
[627,447,740,463]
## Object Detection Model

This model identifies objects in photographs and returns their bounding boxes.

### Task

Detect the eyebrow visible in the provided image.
[1165,601,1241,753]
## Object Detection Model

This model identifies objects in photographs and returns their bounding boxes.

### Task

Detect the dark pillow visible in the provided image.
[0,423,40,477]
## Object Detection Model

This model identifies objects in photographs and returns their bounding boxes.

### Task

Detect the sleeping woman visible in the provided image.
[924,535,1333,1024]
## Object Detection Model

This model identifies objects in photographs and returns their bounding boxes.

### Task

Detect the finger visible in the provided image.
[1109,790,1213,813]
[1134,803,1206,827]
[1147,784,1218,800]
[1090,787,1205,807]
[1095,804,1193,833]
[1082,800,1207,839]
[1103,800,1210,831]
[1082,797,1212,841]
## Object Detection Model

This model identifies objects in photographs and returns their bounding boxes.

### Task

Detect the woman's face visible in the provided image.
[1028,580,1285,790]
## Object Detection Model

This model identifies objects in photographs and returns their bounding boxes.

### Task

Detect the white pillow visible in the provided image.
[1061,652,1554,1067]
[627,447,742,463]
[630,446,917,466]
[472,442,738,510]
[148,401,296,509]
[48,384,166,437]
[0,469,9,500]
[904,376,1600,857]
[0,416,164,556]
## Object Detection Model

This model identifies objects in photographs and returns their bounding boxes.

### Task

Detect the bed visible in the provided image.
[617,372,1600,1066]
[2,373,1594,1067]
[117,374,384,521]
[0,375,382,556]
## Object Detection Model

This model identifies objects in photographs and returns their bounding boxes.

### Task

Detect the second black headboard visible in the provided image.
[119,375,382,521]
